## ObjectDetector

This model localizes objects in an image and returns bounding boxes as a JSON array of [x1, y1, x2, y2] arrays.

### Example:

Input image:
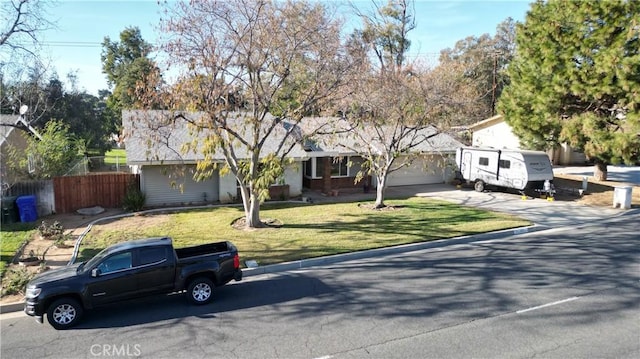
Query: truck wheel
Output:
[[46, 298, 83, 330], [187, 277, 214, 305], [474, 180, 485, 192]]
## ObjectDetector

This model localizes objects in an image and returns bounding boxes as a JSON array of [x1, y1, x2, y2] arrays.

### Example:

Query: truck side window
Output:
[[97, 251, 132, 274], [139, 247, 167, 266], [479, 157, 489, 166], [499, 159, 511, 169]]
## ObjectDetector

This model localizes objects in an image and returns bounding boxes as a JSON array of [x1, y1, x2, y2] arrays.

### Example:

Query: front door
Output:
[[462, 151, 473, 180]]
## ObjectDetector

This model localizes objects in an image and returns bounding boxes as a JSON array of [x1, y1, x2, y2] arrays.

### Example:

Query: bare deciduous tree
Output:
[[1, 0, 52, 60], [1, 0, 54, 123], [335, 0, 476, 208], [135, 0, 352, 228]]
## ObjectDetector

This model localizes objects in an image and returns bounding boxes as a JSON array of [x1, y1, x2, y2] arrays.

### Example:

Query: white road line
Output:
[[517, 296, 580, 314], [312, 356, 333, 359]]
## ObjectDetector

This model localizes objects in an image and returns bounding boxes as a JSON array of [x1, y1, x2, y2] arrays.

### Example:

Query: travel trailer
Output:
[[455, 147, 554, 193]]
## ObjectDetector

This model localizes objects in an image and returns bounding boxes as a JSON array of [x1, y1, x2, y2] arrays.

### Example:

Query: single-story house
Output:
[[1, 114, 42, 187], [469, 115, 587, 165], [123, 110, 463, 207], [123, 110, 306, 207]]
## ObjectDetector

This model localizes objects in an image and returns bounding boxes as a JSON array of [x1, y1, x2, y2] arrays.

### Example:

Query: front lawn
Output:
[[0, 222, 37, 276], [80, 198, 530, 266]]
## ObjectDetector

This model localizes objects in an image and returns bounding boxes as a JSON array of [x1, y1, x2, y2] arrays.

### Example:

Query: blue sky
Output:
[[39, 0, 532, 96]]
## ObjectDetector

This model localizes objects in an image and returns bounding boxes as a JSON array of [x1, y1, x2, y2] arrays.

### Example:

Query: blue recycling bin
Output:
[[16, 195, 38, 222]]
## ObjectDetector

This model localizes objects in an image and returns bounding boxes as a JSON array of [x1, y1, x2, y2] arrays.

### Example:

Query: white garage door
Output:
[[387, 156, 445, 186], [141, 165, 219, 207]]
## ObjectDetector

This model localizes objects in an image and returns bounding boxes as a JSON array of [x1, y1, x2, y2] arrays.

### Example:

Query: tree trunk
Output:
[[239, 185, 263, 228], [374, 175, 386, 209], [246, 193, 262, 228], [593, 162, 608, 181]]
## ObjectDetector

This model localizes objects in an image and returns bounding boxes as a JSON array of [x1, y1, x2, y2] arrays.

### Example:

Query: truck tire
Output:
[[187, 277, 214, 305], [46, 298, 83, 330], [474, 180, 485, 192]]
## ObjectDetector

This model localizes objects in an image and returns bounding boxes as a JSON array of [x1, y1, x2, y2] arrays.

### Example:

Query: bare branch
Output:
[[0, 0, 54, 60]]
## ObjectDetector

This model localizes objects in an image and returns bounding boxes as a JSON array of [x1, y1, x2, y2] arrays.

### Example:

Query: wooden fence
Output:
[[54, 173, 139, 214]]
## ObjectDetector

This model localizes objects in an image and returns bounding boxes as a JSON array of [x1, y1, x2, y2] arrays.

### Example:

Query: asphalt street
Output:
[[1, 212, 638, 359]]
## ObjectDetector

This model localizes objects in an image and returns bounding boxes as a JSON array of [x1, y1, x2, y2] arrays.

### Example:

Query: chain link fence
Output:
[[65, 156, 130, 176]]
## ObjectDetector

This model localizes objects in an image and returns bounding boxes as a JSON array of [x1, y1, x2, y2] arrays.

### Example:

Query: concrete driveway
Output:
[[387, 184, 631, 229]]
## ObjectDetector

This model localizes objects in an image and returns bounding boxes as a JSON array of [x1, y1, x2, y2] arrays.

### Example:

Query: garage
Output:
[[386, 155, 448, 186], [141, 165, 219, 207]]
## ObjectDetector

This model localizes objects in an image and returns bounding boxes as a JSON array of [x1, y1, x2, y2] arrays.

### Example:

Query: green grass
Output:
[[0, 222, 37, 276], [80, 198, 530, 266], [104, 148, 126, 166]]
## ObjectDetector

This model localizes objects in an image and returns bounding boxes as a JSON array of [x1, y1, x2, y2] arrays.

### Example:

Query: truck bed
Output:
[[174, 242, 232, 260]]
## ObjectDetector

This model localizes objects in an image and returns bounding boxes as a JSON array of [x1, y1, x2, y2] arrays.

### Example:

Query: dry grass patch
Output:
[[553, 174, 640, 207]]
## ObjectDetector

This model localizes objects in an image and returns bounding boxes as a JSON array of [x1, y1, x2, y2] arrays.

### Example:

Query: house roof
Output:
[[123, 110, 310, 165], [467, 114, 504, 131], [298, 117, 463, 155], [123, 111, 464, 166]]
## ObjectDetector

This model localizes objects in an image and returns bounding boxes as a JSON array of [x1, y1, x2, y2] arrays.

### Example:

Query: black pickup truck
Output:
[[24, 237, 242, 329]]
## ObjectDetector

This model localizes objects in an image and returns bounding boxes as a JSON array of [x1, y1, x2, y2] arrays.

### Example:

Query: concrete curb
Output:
[[0, 301, 23, 314], [241, 224, 548, 277], [0, 224, 547, 314]]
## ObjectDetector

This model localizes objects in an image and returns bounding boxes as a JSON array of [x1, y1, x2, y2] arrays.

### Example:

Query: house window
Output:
[[479, 157, 489, 166], [499, 159, 511, 169], [305, 157, 351, 178], [27, 155, 36, 173], [315, 158, 324, 178], [331, 158, 348, 177], [304, 159, 312, 177]]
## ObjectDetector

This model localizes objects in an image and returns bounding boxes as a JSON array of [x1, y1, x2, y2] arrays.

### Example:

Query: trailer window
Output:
[[499, 159, 511, 169], [478, 157, 489, 166]]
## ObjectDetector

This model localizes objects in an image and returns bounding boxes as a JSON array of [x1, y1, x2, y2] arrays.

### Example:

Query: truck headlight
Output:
[[26, 287, 41, 298]]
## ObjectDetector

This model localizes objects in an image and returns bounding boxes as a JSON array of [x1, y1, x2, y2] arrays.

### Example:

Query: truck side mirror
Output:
[[91, 268, 101, 277]]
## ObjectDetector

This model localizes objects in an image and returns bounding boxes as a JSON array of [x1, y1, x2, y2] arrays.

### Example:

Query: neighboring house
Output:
[[468, 115, 587, 165], [0, 114, 42, 187], [123, 110, 463, 207]]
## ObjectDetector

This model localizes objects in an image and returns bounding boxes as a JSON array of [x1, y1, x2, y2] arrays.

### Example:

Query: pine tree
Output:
[[498, 0, 640, 180]]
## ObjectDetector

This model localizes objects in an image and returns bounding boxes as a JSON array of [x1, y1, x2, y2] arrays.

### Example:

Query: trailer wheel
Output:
[[474, 180, 485, 192]]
